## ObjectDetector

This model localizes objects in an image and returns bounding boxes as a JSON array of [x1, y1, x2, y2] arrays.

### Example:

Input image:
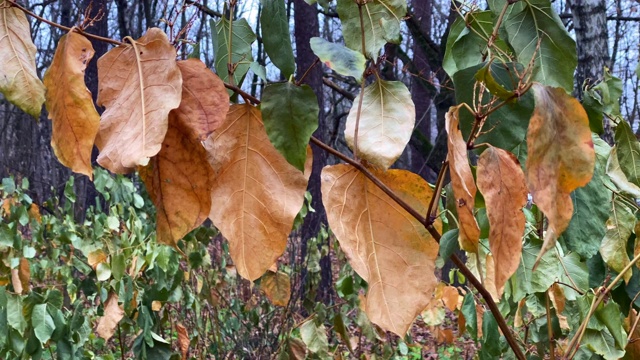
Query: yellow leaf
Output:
[[176, 323, 189, 360], [260, 270, 291, 307], [174, 59, 229, 140], [139, 114, 214, 247], [43, 32, 100, 178], [96, 292, 124, 340], [205, 104, 310, 281], [446, 105, 480, 253], [526, 84, 595, 266], [151, 300, 162, 311], [87, 249, 107, 270], [95, 28, 182, 173], [0, 3, 45, 117], [28, 203, 41, 223], [477, 146, 527, 298], [321, 164, 440, 336], [10, 258, 28, 294]]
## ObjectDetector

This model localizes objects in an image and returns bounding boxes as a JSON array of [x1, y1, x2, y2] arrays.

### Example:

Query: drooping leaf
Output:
[[173, 59, 229, 141], [260, 270, 291, 307], [460, 292, 477, 340], [43, 32, 100, 178], [260, 0, 295, 77], [261, 82, 319, 171], [96, 292, 124, 340], [477, 146, 527, 298], [321, 164, 440, 336], [593, 69, 623, 117], [345, 79, 415, 170], [205, 105, 310, 281], [310, 37, 366, 81], [445, 105, 480, 253], [31, 303, 55, 345], [443, 11, 511, 78], [300, 320, 328, 354], [624, 310, 640, 359], [525, 84, 595, 266], [607, 146, 640, 198], [176, 323, 189, 360], [600, 198, 635, 284], [559, 252, 589, 301], [488, 0, 577, 91], [512, 239, 562, 302], [7, 293, 27, 336], [0, 3, 45, 117], [594, 301, 628, 350], [615, 120, 640, 187], [453, 62, 535, 161], [336, 0, 405, 58], [95, 28, 182, 173], [211, 17, 256, 86], [139, 114, 214, 247], [564, 135, 612, 258], [583, 329, 626, 360]]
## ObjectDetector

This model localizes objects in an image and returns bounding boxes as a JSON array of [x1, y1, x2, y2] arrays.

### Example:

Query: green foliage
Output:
[[310, 37, 366, 81], [210, 17, 256, 86], [260, 0, 296, 77]]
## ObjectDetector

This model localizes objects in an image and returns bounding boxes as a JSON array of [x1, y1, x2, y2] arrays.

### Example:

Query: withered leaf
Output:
[[43, 32, 100, 178], [0, 4, 45, 118], [96, 292, 124, 340], [526, 84, 595, 266], [96, 28, 182, 173], [175, 59, 229, 140], [176, 323, 189, 360], [139, 113, 214, 247], [260, 270, 291, 307], [477, 146, 527, 298], [446, 105, 480, 253], [205, 104, 310, 281], [322, 164, 440, 336]]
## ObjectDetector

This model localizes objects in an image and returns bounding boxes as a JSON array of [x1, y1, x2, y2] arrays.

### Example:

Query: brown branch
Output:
[[185, 0, 223, 18], [322, 78, 355, 101], [7, 0, 122, 46]]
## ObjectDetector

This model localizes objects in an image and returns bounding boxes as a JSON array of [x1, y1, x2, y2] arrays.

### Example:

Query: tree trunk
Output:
[[293, 0, 333, 304]]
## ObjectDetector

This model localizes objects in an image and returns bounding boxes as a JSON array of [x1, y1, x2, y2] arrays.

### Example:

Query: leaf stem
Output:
[[353, 2, 368, 161], [546, 290, 556, 360], [295, 58, 320, 86], [226, 0, 235, 86]]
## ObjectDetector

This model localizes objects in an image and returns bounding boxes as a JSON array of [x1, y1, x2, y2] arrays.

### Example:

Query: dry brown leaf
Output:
[[205, 104, 310, 281], [95, 28, 182, 173], [624, 309, 640, 359], [11, 258, 29, 294], [139, 113, 214, 247], [0, 4, 45, 118], [43, 31, 100, 178], [28, 203, 41, 223], [445, 105, 480, 253], [477, 146, 527, 298], [635, 221, 640, 270], [1, 197, 15, 217], [441, 286, 459, 312], [288, 337, 307, 359], [87, 249, 107, 269], [176, 323, 189, 360], [484, 254, 499, 301], [322, 164, 440, 336], [96, 292, 124, 340], [526, 84, 595, 266], [151, 300, 162, 311], [514, 298, 526, 328], [261, 270, 291, 307], [549, 283, 570, 331], [174, 59, 229, 140]]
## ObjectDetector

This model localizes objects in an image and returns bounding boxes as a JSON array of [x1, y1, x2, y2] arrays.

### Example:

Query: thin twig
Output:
[[296, 58, 320, 86]]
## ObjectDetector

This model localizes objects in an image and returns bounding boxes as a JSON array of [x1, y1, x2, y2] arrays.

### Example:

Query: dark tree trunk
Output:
[[293, 0, 333, 304]]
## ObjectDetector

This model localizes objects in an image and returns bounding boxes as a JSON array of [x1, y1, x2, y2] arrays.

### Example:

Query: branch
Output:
[[185, 0, 223, 18], [559, 13, 640, 22], [322, 78, 355, 101]]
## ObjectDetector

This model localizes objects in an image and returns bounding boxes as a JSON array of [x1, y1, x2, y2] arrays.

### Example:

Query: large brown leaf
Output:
[[139, 113, 214, 247], [446, 105, 480, 253], [95, 28, 182, 173], [477, 146, 527, 299], [526, 84, 594, 265], [43, 32, 100, 178], [321, 164, 440, 336], [96, 292, 124, 340], [175, 59, 229, 140], [0, 3, 45, 118], [205, 104, 310, 281]]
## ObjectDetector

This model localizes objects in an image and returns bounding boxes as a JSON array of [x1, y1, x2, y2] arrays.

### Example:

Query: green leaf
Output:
[[345, 79, 415, 170], [439, 229, 460, 261], [333, 313, 353, 353], [480, 311, 501, 356], [563, 135, 611, 258], [32, 304, 55, 345], [600, 198, 635, 283], [300, 320, 328, 354], [475, 62, 515, 100], [461, 292, 477, 340], [453, 62, 534, 158], [594, 301, 628, 350], [260, 0, 295, 77], [111, 252, 126, 281], [443, 11, 511, 78], [211, 17, 256, 86], [582, 90, 605, 134], [96, 262, 111, 282], [615, 120, 640, 187], [7, 294, 26, 336], [249, 61, 267, 81], [488, 0, 576, 91], [582, 329, 626, 360], [607, 146, 640, 198], [558, 252, 588, 301], [310, 37, 366, 81], [261, 82, 318, 171], [512, 239, 561, 302], [593, 69, 623, 116], [336, 0, 406, 58]]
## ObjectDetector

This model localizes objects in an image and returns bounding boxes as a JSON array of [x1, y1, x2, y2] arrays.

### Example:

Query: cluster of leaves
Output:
[[2, 0, 640, 358]]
